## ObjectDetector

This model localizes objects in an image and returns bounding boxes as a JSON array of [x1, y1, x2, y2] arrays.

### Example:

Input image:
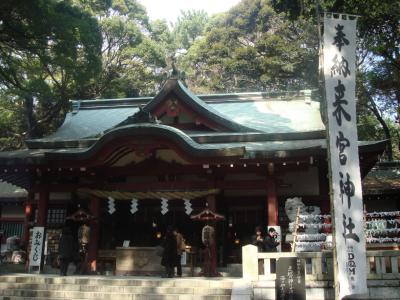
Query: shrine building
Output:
[[0, 79, 386, 269]]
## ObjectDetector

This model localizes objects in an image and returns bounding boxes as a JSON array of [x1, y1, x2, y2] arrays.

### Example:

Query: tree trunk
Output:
[[368, 98, 393, 161], [24, 95, 37, 139]]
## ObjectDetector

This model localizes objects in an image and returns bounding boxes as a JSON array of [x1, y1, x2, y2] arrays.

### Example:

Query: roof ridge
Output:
[[70, 88, 319, 110]]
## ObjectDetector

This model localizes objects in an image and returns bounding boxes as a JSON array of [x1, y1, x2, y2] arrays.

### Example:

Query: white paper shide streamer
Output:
[[107, 196, 116, 215], [130, 198, 138, 214], [183, 198, 193, 215], [323, 14, 367, 299], [160, 197, 169, 215]]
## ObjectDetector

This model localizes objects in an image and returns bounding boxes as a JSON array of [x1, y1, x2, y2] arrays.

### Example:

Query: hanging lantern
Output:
[[25, 204, 32, 215]]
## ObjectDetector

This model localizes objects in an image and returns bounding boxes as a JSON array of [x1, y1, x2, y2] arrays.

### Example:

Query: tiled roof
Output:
[[0, 181, 27, 198], [363, 161, 400, 194], [41, 94, 323, 141]]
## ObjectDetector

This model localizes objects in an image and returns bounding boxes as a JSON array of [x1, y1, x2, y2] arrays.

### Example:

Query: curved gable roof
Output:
[[141, 79, 255, 132], [30, 80, 325, 143]]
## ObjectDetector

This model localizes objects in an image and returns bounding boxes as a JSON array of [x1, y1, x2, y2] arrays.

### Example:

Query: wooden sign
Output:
[[29, 227, 45, 267], [276, 257, 306, 300]]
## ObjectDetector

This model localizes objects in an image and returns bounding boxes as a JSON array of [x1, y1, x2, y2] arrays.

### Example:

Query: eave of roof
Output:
[[44, 124, 246, 161], [25, 130, 326, 150], [0, 138, 387, 166]]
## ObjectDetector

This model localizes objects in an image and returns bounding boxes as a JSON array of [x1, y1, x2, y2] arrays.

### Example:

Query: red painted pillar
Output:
[[87, 197, 101, 273], [36, 190, 49, 226], [267, 177, 278, 226], [206, 194, 216, 211], [318, 162, 330, 214], [23, 192, 34, 246]]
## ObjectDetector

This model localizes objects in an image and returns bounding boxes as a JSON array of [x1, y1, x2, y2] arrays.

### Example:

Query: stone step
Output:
[[0, 275, 239, 300], [0, 282, 231, 295], [0, 289, 232, 300], [0, 296, 231, 300], [0, 276, 234, 288]]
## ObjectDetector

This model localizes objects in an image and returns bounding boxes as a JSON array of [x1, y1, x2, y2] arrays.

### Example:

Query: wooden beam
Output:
[[31, 179, 270, 193]]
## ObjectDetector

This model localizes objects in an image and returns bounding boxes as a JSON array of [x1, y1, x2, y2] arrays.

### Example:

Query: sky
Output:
[[137, 0, 241, 24]]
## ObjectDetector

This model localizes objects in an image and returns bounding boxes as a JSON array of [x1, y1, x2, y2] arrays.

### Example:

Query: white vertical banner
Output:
[[29, 227, 45, 267], [323, 14, 367, 299]]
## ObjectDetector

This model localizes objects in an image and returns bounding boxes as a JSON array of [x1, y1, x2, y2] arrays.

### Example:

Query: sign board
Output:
[[276, 257, 306, 300], [29, 227, 45, 267], [323, 13, 367, 298]]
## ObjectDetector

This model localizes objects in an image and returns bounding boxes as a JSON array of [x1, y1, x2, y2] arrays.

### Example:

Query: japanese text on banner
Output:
[[323, 14, 367, 299]]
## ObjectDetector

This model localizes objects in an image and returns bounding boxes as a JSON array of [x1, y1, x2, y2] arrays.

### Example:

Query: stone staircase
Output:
[[0, 274, 251, 300]]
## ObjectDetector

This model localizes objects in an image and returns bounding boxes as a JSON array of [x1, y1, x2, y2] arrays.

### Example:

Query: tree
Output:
[[0, 0, 102, 146], [75, 0, 172, 98], [173, 10, 209, 51], [272, 0, 400, 160], [179, 0, 319, 93]]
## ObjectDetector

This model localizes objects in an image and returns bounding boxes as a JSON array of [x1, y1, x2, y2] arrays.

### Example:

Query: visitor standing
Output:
[[174, 227, 186, 277], [251, 226, 265, 252], [264, 227, 280, 273], [58, 226, 79, 276], [161, 226, 177, 278], [264, 228, 279, 252], [252, 226, 266, 274]]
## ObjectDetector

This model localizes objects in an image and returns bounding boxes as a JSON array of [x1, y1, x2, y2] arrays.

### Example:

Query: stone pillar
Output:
[[267, 177, 278, 226], [242, 244, 259, 280], [87, 197, 101, 273], [36, 190, 49, 226]]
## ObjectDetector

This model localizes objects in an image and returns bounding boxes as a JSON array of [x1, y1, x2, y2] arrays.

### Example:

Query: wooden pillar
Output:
[[206, 194, 216, 211], [23, 192, 34, 246], [205, 194, 219, 276], [36, 190, 49, 226], [267, 177, 278, 226], [87, 197, 101, 273], [318, 161, 330, 214]]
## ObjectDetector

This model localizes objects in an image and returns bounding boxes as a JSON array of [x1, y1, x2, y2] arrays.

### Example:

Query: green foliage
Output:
[[341, 0, 399, 160], [271, 0, 399, 160], [173, 10, 209, 51], [179, 0, 319, 92], [0, 0, 102, 145], [77, 0, 169, 98]]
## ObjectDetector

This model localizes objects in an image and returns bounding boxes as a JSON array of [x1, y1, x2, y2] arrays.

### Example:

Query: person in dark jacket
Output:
[[264, 228, 280, 252], [58, 226, 79, 276], [161, 226, 178, 278], [264, 228, 280, 273], [251, 226, 265, 252], [251, 226, 265, 274]]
